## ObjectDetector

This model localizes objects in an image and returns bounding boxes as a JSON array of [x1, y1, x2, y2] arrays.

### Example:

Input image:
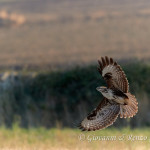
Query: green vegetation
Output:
[[0, 62, 149, 128]]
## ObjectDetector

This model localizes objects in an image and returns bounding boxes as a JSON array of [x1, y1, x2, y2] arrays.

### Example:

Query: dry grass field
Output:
[[0, 126, 150, 150], [0, 0, 149, 70]]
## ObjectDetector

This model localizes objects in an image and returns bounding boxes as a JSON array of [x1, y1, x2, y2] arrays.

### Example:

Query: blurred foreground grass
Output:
[[0, 125, 150, 150]]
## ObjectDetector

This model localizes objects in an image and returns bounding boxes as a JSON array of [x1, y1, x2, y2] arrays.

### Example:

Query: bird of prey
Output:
[[79, 56, 138, 131]]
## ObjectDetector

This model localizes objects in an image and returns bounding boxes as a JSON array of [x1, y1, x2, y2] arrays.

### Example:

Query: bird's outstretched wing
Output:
[[97, 56, 129, 93], [79, 98, 120, 131]]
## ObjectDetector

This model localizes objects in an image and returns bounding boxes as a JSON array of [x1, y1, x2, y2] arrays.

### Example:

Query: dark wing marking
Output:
[[113, 89, 128, 99], [97, 56, 129, 93], [79, 98, 120, 131]]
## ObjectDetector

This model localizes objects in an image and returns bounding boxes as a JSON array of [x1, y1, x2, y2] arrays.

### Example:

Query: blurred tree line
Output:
[[0, 62, 149, 129]]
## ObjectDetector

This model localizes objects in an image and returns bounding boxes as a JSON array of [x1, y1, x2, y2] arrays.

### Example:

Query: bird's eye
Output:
[[104, 89, 107, 93]]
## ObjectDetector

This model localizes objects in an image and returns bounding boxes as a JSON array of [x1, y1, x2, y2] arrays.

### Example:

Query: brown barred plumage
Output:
[[79, 56, 138, 131], [97, 56, 129, 93]]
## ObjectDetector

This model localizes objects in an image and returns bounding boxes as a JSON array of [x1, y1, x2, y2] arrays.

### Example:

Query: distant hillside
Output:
[[1, 0, 150, 14], [0, 0, 149, 69]]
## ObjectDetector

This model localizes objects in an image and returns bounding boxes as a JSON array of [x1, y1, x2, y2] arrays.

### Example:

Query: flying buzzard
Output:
[[79, 56, 138, 131]]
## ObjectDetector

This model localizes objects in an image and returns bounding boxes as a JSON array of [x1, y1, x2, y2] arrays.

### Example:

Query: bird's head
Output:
[[96, 86, 108, 93]]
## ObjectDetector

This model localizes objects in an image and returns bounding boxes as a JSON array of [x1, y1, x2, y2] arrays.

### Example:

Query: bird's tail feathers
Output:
[[120, 93, 138, 118]]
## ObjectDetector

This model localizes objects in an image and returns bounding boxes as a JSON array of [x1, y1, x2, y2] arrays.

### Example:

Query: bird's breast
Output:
[[101, 90, 127, 105], [101, 90, 114, 100]]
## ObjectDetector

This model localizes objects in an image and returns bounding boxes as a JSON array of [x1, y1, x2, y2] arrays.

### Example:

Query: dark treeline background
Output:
[[0, 61, 149, 129]]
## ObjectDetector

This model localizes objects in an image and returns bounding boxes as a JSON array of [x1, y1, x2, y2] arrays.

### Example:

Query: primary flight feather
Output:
[[79, 56, 138, 131]]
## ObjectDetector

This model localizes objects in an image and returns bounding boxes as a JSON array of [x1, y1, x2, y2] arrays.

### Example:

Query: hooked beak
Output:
[[96, 86, 107, 92], [96, 87, 102, 92]]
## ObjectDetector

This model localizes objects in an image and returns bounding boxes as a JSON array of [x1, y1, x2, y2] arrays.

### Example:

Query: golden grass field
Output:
[[0, 125, 150, 150]]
